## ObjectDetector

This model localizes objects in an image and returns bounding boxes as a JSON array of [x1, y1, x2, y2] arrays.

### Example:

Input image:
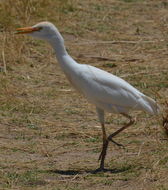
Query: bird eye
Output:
[[37, 27, 42, 31]]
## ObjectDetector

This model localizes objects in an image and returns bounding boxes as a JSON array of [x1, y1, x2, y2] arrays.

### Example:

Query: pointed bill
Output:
[[15, 26, 41, 34]]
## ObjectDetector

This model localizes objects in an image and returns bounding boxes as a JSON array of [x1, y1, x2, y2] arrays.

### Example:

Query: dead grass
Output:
[[0, 0, 168, 189]]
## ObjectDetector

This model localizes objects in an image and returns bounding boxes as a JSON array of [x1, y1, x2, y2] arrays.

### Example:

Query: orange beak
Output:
[[15, 26, 41, 34]]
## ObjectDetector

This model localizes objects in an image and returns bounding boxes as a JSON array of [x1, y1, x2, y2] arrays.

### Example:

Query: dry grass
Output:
[[0, 0, 168, 189]]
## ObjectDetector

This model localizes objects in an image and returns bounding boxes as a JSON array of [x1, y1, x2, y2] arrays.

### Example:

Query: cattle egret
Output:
[[16, 22, 160, 172]]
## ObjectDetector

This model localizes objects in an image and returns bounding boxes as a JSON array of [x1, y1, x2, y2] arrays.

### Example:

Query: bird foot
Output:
[[93, 167, 107, 173], [98, 139, 125, 162], [108, 138, 125, 149]]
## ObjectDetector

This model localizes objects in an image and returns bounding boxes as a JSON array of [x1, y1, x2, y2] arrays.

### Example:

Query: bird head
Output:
[[15, 22, 58, 41]]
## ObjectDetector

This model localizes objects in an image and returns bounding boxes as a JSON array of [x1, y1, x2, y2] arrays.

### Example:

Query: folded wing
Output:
[[78, 65, 159, 115]]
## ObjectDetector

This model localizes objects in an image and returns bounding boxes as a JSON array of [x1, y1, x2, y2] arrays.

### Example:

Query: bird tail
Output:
[[138, 95, 161, 115]]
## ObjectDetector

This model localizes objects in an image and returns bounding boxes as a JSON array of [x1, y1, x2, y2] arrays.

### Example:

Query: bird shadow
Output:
[[47, 167, 129, 175]]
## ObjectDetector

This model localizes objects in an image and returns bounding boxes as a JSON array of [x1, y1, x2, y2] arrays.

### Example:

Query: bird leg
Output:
[[97, 123, 109, 171], [97, 114, 135, 172], [107, 114, 135, 143], [95, 108, 109, 171], [109, 138, 125, 148]]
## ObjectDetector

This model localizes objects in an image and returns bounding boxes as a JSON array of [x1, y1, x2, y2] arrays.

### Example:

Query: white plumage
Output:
[[16, 22, 160, 171], [67, 63, 158, 114]]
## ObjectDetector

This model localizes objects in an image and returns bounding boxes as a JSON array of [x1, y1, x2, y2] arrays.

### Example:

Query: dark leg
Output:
[[109, 138, 125, 148], [96, 108, 107, 171], [107, 114, 135, 142], [96, 113, 135, 172], [94, 123, 108, 172], [98, 123, 108, 170]]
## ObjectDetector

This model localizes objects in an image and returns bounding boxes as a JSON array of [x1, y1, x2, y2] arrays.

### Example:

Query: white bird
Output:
[[16, 22, 160, 172]]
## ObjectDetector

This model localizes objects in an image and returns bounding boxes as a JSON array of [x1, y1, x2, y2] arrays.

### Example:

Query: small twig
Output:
[[137, 142, 145, 156], [56, 89, 73, 92], [121, 71, 163, 78], [1, 33, 7, 74], [71, 174, 79, 181], [2, 50, 7, 74], [78, 54, 117, 62], [77, 40, 158, 45], [78, 54, 141, 62]]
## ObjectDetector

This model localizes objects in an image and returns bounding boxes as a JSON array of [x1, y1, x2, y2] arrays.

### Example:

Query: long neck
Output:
[[49, 35, 68, 59], [47, 31, 78, 76]]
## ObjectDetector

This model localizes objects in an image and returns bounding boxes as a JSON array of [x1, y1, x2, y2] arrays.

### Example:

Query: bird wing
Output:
[[77, 64, 144, 111]]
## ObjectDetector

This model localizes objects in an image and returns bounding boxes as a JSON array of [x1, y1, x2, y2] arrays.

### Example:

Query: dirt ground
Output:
[[0, 0, 168, 189]]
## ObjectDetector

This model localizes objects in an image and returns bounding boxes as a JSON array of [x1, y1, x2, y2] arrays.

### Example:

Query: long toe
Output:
[[108, 138, 125, 149], [93, 167, 106, 173]]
